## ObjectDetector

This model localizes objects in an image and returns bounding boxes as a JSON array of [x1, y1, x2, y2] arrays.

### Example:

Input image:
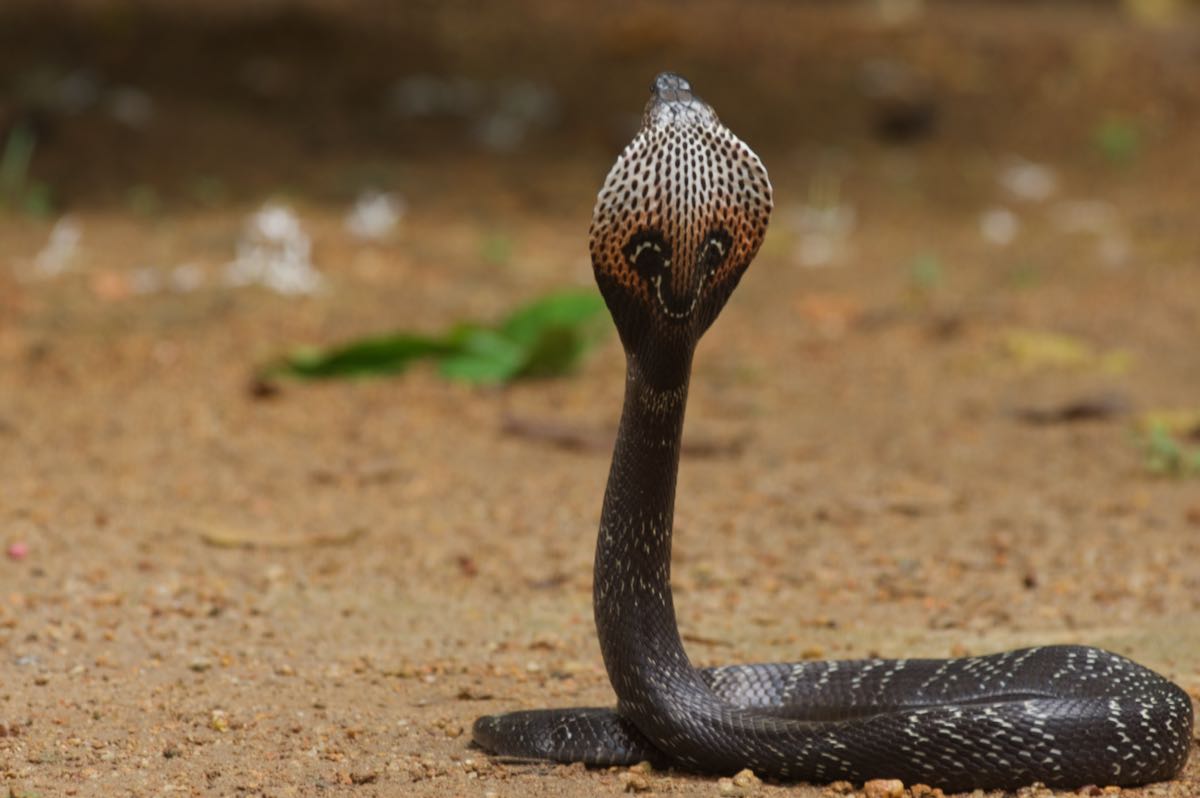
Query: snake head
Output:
[[590, 72, 772, 382]]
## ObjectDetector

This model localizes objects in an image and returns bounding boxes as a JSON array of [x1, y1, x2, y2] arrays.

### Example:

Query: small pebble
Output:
[[910, 785, 946, 798], [6, 541, 29, 560], [620, 771, 651, 792], [717, 771, 763, 796], [864, 779, 906, 798], [1014, 783, 1054, 797], [732, 768, 761, 790]]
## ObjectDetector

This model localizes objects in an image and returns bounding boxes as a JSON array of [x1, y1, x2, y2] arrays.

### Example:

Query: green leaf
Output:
[[517, 325, 591, 378], [480, 232, 513, 266], [271, 333, 451, 379], [260, 289, 611, 386], [1094, 117, 1141, 165], [438, 327, 527, 383], [21, 181, 55, 218], [0, 121, 36, 199], [909, 252, 943, 292], [1139, 423, 1200, 478], [501, 290, 609, 378], [499, 290, 608, 346]]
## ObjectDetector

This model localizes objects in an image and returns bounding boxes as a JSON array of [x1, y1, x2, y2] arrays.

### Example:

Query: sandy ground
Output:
[[1, 2, 1199, 796]]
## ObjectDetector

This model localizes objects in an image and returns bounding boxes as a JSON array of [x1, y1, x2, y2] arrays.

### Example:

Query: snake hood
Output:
[[590, 72, 773, 387]]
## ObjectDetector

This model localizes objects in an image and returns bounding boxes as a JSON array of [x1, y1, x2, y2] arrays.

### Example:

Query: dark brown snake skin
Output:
[[472, 72, 1194, 792]]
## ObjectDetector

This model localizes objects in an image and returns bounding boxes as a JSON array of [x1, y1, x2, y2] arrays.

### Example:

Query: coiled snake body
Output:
[[473, 73, 1194, 791]]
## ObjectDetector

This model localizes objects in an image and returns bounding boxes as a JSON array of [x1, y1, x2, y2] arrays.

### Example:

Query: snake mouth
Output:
[[652, 273, 706, 321]]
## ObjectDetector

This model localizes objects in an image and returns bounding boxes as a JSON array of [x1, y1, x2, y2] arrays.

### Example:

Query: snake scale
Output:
[[473, 72, 1194, 792]]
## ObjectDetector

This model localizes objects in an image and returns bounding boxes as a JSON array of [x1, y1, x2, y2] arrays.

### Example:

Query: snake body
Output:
[[473, 73, 1194, 791]]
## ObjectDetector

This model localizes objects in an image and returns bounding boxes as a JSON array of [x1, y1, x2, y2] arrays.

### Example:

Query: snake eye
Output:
[[697, 229, 733, 278], [622, 229, 672, 283]]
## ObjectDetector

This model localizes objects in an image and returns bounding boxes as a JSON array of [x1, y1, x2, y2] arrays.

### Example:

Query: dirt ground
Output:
[[1, 2, 1199, 797]]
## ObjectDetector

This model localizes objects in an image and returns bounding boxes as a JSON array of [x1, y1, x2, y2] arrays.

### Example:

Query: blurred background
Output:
[[2, 0, 1199, 299], [2, 1, 1199, 327], [1, 2, 1198, 795]]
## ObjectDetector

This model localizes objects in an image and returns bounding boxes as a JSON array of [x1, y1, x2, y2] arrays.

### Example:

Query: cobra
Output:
[[473, 72, 1193, 791]]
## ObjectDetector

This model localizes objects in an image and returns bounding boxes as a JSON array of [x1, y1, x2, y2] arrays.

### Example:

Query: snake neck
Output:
[[594, 352, 704, 718]]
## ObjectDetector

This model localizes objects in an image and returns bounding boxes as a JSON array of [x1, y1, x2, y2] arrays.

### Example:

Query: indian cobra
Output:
[[473, 72, 1194, 792]]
